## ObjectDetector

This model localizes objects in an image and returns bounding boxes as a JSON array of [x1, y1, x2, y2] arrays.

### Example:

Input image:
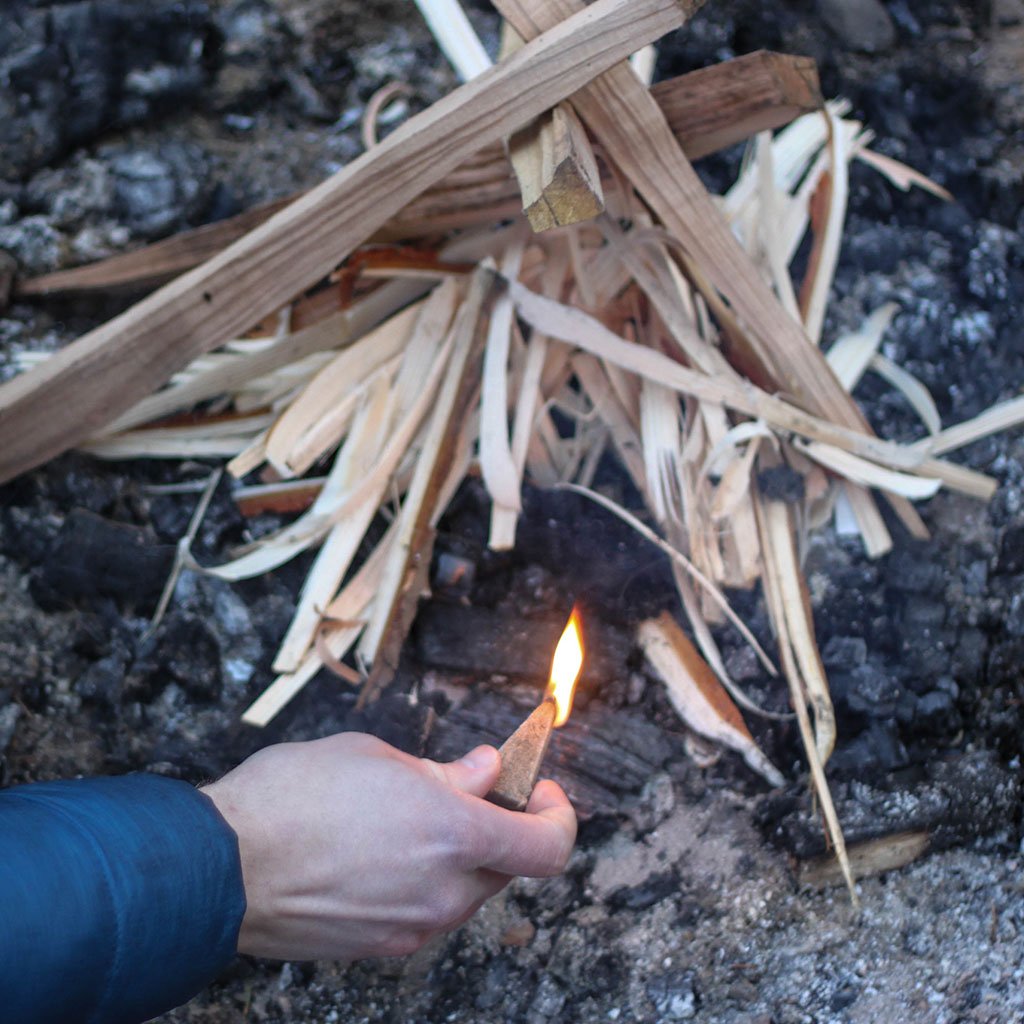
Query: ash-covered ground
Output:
[[1, 1, 1023, 1022]]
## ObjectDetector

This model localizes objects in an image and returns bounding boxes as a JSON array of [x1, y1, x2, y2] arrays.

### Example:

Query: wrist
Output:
[[201, 779, 267, 957]]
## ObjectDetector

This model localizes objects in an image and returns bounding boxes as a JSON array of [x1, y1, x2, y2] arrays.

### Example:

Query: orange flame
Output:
[[545, 608, 584, 727]]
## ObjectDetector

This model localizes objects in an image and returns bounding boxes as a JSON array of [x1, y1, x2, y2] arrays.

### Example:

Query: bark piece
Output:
[[638, 611, 784, 786], [797, 831, 929, 888]]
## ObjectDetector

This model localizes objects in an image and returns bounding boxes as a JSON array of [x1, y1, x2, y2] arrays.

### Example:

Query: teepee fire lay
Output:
[[5, 0, 1024, 895]]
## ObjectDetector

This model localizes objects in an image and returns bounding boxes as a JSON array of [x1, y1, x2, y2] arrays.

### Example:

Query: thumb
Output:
[[427, 745, 501, 797]]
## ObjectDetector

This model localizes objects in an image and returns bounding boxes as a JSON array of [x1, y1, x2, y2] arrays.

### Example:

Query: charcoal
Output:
[[0, 1, 215, 181], [516, 873, 579, 925], [829, 721, 909, 775], [821, 635, 868, 669], [758, 750, 1022, 859], [841, 663, 904, 718], [915, 688, 960, 732], [607, 870, 679, 912], [885, 547, 944, 593], [755, 465, 804, 503], [209, 2, 290, 112], [645, 970, 698, 1021], [966, 222, 1021, 304], [830, 982, 860, 1012], [74, 652, 127, 707], [997, 523, 1024, 574], [951, 627, 988, 684], [0, 250, 14, 309], [0, 704, 21, 756], [526, 975, 566, 1022], [109, 144, 211, 239], [901, 595, 947, 630], [818, 0, 895, 53], [160, 617, 223, 703], [1004, 589, 1024, 637], [31, 510, 175, 611], [0, 216, 62, 276]]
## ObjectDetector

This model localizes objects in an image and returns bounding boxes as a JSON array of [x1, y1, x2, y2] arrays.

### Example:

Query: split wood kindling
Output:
[[5, 0, 1024, 894], [13, 51, 823, 301], [0, 0, 694, 483]]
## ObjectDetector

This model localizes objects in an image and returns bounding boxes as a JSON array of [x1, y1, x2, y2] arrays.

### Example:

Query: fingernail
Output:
[[463, 746, 498, 771]]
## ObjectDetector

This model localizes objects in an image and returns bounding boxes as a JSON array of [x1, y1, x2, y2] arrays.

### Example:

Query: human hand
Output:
[[202, 732, 576, 962]]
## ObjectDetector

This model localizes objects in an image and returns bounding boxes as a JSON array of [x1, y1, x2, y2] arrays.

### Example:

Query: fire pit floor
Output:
[[1, 1, 1022, 1022]]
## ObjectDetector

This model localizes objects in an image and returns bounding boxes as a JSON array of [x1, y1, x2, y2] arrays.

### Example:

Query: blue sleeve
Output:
[[0, 774, 246, 1024]]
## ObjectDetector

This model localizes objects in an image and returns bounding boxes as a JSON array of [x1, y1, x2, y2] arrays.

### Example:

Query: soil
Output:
[[1, 2, 1023, 1022]]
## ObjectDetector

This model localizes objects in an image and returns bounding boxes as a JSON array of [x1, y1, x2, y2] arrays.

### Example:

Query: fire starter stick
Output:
[[486, 697, 557, 811], [485, 608, 583, 812]]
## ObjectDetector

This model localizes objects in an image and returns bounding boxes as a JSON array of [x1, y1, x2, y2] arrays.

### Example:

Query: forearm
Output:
[[0, 774, 245, 1024]]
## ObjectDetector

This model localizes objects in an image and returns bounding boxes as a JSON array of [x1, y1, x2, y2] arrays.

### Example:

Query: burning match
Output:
[[486, 608, 584, 811]]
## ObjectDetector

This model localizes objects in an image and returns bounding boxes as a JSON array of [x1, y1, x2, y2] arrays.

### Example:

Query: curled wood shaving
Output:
[[638, 612, 785, 786], [363, 82, 413, 151]]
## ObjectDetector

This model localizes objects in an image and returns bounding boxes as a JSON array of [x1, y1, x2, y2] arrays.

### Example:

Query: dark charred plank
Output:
[[413, 601, 631, 689], [757, 750, 1022, 882], [31, 509, 175, 611], [428, 690, 681, 818]]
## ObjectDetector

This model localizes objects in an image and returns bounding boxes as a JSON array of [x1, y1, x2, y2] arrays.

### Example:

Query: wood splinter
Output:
[[509, 105, 604, 231], [486, 698, 556, 811], [503, 25, 604, 232]]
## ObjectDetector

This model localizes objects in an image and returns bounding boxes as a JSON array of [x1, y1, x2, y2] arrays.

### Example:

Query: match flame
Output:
[[545, 608, 584, 727]]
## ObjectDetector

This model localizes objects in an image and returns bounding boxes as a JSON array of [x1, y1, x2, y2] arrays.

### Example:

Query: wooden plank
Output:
[[13, 52, 821, 300], [0, 0, 695, 484], [650, 50, 822, 162], [428, 690, 680, 820], [413, 602, 630, 688]]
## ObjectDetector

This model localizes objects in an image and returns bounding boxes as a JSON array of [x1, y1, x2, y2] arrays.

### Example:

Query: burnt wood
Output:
[[31, 509, 175, 610], [413, 602, 631, 688], [428, 690, 681, 818], [757, 750, 1022, 863]]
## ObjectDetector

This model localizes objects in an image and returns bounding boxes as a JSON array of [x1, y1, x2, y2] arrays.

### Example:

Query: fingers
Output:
[[422, 745, 501, 798], [470, 779, 577, 878]]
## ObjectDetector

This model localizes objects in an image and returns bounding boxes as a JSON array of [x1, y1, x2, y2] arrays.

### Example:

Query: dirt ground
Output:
[[1, 1, 1023, 1022]]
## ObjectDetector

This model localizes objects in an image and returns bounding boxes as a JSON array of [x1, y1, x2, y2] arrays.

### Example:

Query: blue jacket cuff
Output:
[[0, 773, 246, 1024]]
